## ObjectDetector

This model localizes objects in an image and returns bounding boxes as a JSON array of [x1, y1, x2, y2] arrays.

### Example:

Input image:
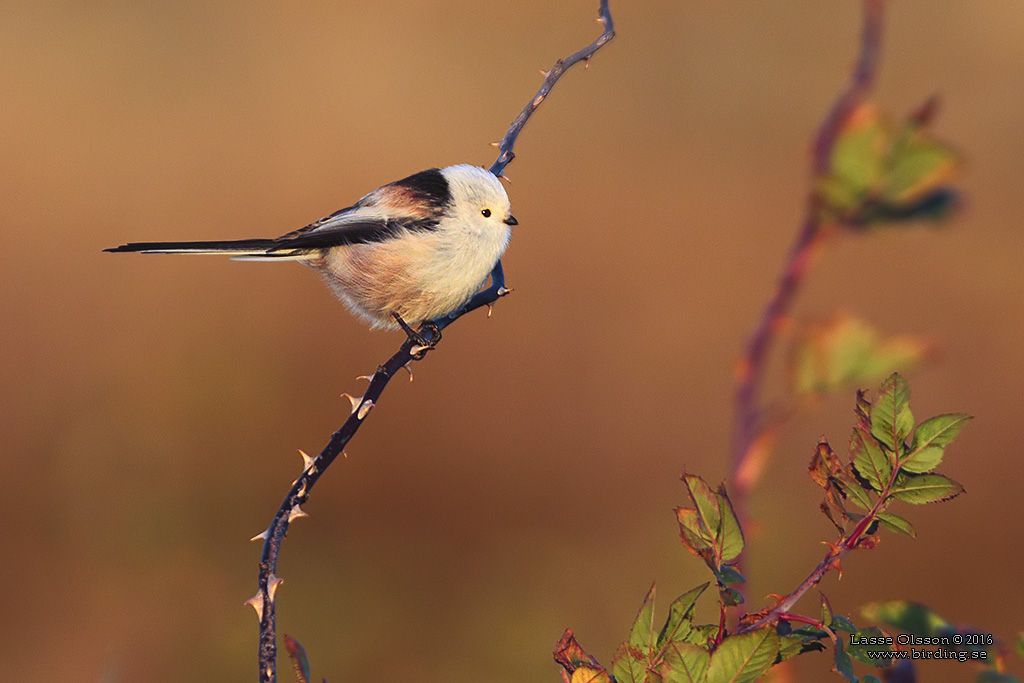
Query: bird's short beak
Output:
[[504, 215, 519, 226]]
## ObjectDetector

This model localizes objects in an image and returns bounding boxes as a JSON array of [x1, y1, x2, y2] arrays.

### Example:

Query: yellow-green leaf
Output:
[[705, 628, 779, 683], [890, 473, 964, 504], [662, 643, 710, 683], [792, 316, 928, 397], [876, 512, 916, 538], [903, 413, 971, 473], [871, 373, 915, 451], [850, 426, 891, 492]]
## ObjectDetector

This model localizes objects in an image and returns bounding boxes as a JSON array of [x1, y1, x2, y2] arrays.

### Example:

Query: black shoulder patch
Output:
[[393, 168, 451, 209]]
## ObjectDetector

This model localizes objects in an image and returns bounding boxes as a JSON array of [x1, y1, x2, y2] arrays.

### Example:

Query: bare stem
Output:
[[729, 0, 885, 523], [489, 0, 615, 177], [254, 3, 616, 680]]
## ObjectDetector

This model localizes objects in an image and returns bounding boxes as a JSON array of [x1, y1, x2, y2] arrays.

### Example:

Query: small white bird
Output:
[[107, 164, 516, 340]]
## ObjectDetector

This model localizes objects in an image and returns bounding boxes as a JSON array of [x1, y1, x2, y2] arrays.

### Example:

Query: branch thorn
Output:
[[250, 529, 269, 542], [342, 393, 362, 414], [288, 505, 308, 523], [267, 574, 283, 602], [357, 400, 374, 420], [298, 449, 314, 470], [246, 592, 265, 621]]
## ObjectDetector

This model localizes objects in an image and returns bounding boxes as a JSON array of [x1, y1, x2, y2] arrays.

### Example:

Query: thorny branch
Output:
[[252, 4, 615, 682], [730, 0, 885, 521]]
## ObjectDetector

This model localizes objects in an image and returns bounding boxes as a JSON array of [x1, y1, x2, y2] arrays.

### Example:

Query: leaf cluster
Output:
[[818, 101, 960, 227], [555, 374, 982, 683]]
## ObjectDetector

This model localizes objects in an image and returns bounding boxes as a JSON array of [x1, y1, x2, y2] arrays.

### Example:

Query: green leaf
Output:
[[776, 632, 826, 663], [831, 615, 857, 633], [1016, 632, 1024, 661], [850, 426, 892, 492], [847, 627, 893, 667], [720, 587, 745, 607], [871, 373, 915, 451], [657, 584, 710, 649], [661, 643, 710, 683], [678, 475, 744, 567], [677, 507, 715, 558], [890, 473, 965, 504], [842, 477, 874, 510], [611, 644, 652, 683], [715, 485, 744, 562], [861, 601, 951, 636], [833, 639, 857, 682], [612, 587, 659, 683], [903, 413, 971, 473], [705, 628, 778, 683], [885, 137, 959, 205], [819, 104, 888, 212], [718, 566, 745, 585], [792, 316, 928, 397], [876, 512, 916, 537], [629, 584, 657, 650], [862, 676, 883, 683]]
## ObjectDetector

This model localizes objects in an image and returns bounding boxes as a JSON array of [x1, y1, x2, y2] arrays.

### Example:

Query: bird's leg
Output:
[[391, 313, 440, 350]]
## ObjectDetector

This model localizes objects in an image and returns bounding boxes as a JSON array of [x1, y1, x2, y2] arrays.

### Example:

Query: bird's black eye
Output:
[[481, 208, 492, 218]]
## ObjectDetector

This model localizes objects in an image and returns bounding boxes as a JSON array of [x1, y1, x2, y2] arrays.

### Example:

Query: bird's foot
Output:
[[393, 314, 441, 357]]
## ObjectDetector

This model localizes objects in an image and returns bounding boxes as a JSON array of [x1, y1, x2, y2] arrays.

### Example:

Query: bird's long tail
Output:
[[104, 239, 308, 260]]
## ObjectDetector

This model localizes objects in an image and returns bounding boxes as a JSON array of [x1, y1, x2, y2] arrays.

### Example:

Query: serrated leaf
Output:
[[677, 507, 715, 564], [776, 633, 826, 663], [850, 426, 891, 492], [861, 601, 952, 636], [718, 566, 745, 585], [831, 615, 857, 633], [871, 373, 914, 451], [661, 643, 710, 683], [833, 639, 857, 682], [678, 475, 744, 567], [611, 643, 653, 683], [793, 316, 928, 397], [890, 473, 965, 504], [848, 627, 892, 667], [705, 628, 779, 683], [658, 584, 710, 649], [715, 485, 745, 562], [902, 413, 971, 473], [630, 584, 657, 650], [842, 477, 875, 510], [876, 512, 916, 538]]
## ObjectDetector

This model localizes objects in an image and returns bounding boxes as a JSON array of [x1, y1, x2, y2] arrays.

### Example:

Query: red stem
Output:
[[729, 0, 885, 527]]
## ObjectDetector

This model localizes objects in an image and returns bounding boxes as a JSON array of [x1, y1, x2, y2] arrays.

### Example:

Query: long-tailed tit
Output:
[[106, 164, 516, 341]]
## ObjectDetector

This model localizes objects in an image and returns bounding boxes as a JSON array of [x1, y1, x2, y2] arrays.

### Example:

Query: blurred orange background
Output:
[[2, 1, 1022, 681]]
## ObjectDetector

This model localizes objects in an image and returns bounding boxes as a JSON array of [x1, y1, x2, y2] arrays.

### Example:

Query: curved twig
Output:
[[490, 0, 615, 177], [730, 0, 884, 517], [252, 4, 615, 680]]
